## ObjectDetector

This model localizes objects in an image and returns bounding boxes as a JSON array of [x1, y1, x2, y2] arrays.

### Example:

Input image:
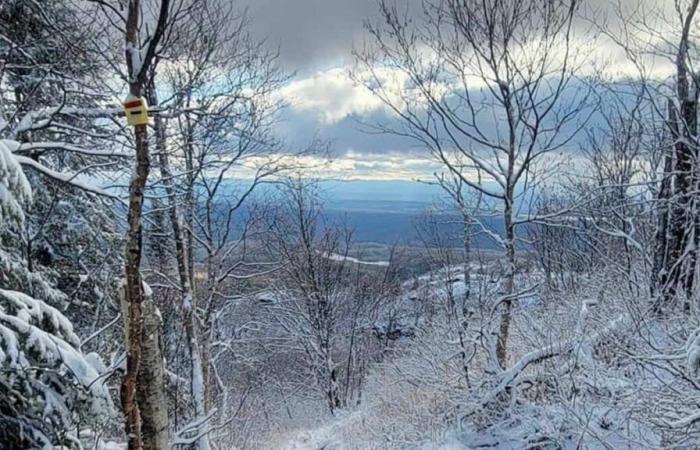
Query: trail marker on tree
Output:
[[123, 97, 149, 126]]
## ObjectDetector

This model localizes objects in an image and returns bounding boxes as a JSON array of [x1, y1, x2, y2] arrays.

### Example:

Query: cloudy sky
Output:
[[237, 0, 671, 181], [236, 0, 426, 180]]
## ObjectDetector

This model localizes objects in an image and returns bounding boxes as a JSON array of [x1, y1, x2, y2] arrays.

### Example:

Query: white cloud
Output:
[[278, 67, 413, 124], [278, 68, 380, 124], [220, 150, 494, 182]]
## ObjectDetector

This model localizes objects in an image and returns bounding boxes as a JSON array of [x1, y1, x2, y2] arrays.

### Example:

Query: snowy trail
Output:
[[273, 410, 470, 450], [273, 410, 370, 450], [278, 421, 343, 450]]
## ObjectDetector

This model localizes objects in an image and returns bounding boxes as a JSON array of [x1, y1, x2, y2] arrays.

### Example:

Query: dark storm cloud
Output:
[[240, 0, 422, 73], [240, 0, 661, 74], [277, 80, 601, 161]]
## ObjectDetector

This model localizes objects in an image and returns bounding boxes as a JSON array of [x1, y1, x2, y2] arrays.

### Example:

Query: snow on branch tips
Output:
[[1, 139, 118, 199], [0, 139, 32, 226]]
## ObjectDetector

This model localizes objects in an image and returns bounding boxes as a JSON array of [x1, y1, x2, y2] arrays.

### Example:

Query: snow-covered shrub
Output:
[[0, 288, 112, 448], [0, 139, 112, 448]]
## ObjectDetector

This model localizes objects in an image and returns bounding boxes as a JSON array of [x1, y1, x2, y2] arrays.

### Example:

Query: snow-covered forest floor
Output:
[[239, 262, 687, 449], [4, 0, 700, 448]]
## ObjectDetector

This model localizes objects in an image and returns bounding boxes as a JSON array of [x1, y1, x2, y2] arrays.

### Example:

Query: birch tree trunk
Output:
[[137, 291, 169, 450], [152, 101, 211, 450], [120, 1, 171, 448], [121, 120, 148, 450], [496, 197, 516, 368]]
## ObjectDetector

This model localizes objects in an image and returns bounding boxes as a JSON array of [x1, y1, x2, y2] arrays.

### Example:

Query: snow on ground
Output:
[[272, 410, 363, 450], [323, 252, 390, 267], [272, 411, 467, 450]]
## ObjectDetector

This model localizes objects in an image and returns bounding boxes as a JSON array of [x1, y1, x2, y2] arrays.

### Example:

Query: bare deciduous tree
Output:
[[355, 0, 595, 367]]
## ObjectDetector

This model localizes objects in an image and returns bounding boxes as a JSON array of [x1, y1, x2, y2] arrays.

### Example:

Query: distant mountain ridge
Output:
[[218, 179, 508, 247]]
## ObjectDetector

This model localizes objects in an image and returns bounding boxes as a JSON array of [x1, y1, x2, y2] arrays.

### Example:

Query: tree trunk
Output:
[[653, 0, 700, 308], [121, 122, 149, 450], [459, 212, 472, 384], [137, 291, 169, 450], [122, 122, 170, 450], [152, 102, 211, 450], [681, 92, 699, 300], [462, 211, 472, 303], [326, 355, 342, 414], [651, 132, 673, 306], [120, 1, 171, 448], [183, 111, 196, 289], [496, 198, 516, 369]]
